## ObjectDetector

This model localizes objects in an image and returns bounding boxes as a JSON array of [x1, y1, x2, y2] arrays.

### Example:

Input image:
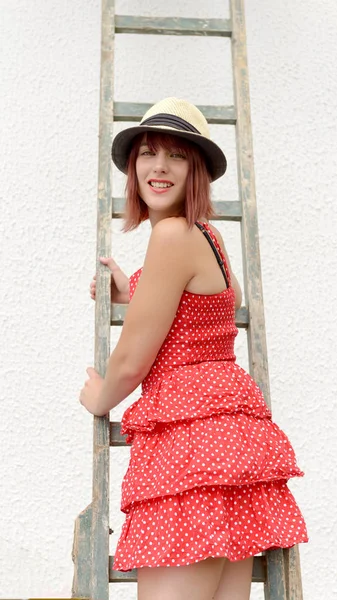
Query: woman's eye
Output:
[[171, 152, 186, 159], [140, 150, 154, 156]]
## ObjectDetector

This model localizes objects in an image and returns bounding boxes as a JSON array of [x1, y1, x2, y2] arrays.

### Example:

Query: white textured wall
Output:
[[1, 1, 336, 598]]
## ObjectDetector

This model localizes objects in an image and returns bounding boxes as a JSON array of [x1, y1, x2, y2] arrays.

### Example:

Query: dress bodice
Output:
[[128, 222, 238, 388]]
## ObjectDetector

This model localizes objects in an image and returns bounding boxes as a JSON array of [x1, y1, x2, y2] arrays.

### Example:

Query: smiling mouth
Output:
[[148, 181, 173, 189]]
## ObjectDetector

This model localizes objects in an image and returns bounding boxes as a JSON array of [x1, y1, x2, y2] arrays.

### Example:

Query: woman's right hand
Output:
[[90, 257, 130, 304]]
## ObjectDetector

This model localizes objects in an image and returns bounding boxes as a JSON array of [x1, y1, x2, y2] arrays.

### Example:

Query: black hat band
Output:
[[140, 113, 201, 135]]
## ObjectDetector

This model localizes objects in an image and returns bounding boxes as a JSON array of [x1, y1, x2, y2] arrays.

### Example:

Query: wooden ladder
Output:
[[71, 1, 304, 599]]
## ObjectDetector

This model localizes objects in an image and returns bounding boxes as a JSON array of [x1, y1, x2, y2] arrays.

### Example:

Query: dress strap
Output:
[[195, 222, 230, 288]]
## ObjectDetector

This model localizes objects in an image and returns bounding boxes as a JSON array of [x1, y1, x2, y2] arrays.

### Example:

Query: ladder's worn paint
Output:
[[72, 1, 114, 599], [230, 0, 270, 406], [115, 16, 232, 37], [72, 1, 304, 599], [113, 102, 236, 124]]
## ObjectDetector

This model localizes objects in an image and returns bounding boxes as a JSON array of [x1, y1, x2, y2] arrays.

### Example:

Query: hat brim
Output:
[[111, 125, 227, 182]]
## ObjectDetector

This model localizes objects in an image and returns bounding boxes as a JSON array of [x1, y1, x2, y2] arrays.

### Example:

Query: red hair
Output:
[[122, 132, 215, 231]]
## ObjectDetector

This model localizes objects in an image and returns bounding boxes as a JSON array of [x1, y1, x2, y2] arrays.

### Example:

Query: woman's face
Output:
[[135, 136, 189, 222]]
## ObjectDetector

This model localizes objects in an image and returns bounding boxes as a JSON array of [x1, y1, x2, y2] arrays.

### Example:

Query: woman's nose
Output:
[[153, 150, 169, 173]]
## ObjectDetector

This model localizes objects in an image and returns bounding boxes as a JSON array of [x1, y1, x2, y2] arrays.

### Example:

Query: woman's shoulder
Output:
[[152, 216, 190, 234], [149, 218, 232, 264], [150, 217, 194, 247], [150, 218, 228, 259]]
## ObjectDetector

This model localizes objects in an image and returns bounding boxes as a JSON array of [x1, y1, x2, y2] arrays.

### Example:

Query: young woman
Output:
[[80, 97, 308, 600]]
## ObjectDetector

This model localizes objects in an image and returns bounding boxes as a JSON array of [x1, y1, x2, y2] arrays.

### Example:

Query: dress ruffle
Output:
[[120, 363, 303, 514], [114, 481, 308, 570], [121, 361, 271, 441]]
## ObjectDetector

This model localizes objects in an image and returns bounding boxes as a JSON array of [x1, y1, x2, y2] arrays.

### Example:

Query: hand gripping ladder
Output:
[[71, 1, 304, 599]]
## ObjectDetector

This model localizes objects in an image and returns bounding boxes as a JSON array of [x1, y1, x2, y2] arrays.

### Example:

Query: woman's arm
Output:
[[90, 218, 196, 416]]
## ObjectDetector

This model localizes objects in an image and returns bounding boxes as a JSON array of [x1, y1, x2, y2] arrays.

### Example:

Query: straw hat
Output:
[[111, 97, 227, 181]]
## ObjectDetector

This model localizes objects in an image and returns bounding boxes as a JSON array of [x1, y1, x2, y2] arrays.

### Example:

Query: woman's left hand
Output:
[[79, 367, 104, 415]]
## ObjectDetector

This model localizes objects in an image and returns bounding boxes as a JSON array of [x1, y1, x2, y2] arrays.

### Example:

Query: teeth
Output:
[[150, 181, 173, 188]]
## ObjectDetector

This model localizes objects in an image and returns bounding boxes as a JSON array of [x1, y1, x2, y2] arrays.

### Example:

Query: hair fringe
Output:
[[122, 132, 215, 232]]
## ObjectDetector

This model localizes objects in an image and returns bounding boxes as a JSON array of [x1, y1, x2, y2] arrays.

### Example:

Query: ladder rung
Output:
[[112, 199, 241, 221], [114, 102, 236, 124], [111, 305, 249, 328], [110, 422, 131, 446], [109, 555, 266, 582], [115, 15, 232, 37]]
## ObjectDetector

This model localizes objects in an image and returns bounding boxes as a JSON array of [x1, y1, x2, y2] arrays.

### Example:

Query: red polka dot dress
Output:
[[113, 222, 308, 570]]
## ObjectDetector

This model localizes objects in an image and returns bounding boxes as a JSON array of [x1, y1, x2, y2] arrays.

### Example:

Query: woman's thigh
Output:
[[213, 557, 253, 600], [137, 557, 226, 600]]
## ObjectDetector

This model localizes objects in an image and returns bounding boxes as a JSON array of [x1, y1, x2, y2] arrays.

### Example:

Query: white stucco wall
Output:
[[1, 1, 336, 598]]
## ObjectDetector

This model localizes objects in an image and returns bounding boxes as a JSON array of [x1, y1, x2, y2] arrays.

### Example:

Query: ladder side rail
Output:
[[230, 2, 303, 599], [284, 546, 304, 600], [264, 549, 287, 600], [230, 2, 284, 597], [230, 0, 270, 406], [72, 1, 115, 599], [91, 0, 115, 596]]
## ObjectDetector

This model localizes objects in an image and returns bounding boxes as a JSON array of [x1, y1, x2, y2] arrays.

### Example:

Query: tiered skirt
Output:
[[113, 362, 308, 570]]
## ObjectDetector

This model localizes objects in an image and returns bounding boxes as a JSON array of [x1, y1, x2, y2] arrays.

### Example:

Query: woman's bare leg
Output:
[[137, 557, 226, 600], [213, 557, 253, 600]]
